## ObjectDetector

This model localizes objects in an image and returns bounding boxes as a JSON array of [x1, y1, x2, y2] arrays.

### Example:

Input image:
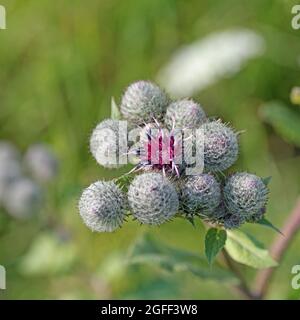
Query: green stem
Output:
[[254, 197, 300, 299]]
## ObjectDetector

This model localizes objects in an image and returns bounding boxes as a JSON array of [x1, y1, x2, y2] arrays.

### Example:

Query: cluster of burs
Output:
[[79, 81, 269, 233], [0, 142, 58, 219]]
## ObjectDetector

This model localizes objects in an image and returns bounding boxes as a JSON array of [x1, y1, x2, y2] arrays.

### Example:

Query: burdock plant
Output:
[[79, 80, 283, 300]]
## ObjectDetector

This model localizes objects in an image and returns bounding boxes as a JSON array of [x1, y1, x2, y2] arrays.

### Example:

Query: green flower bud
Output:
[[224, 172, 268, 218], [179, 173, 221, 216], [200, 120, 238, 172], [90, 119, 125, 169], [79, 181, 127, 232], [120, 81, 170, 124], [165, 99, 206, 129], [128, 172, 179, 225]]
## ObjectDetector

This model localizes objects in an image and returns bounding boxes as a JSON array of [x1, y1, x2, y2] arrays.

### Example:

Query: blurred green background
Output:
[[1, 0, 300, 299]]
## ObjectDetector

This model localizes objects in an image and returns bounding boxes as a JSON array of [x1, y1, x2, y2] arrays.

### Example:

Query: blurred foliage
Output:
[[0, 0, 300, 300], [290, 87, 300, 105], [260, 101, 300, 147], [128, 233, 237, 282], [19, 231, 77, 276]]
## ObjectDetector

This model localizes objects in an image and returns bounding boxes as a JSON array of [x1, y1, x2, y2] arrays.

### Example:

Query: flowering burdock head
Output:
[[200, 120, 238, 172], [90, 119, 124, 169], [223, 172, 268, 219], [79, 181, 127, 232], [179, 173, 221, 216], [134, 121, 184, 176], [24, 144, 59, 183], [3, 178, 43, 219], [128, 172, 179, 225], [164, 99, 207, 130], [120, 81, 170, 124]]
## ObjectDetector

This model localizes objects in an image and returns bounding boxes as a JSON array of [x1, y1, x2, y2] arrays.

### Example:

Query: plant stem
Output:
[[254, 197, 300, 299], [221, 248, 255, 300]]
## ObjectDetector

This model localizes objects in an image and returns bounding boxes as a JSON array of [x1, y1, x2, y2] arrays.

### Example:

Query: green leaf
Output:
[[205, 228, 227, 265], [257, 218, 283, 235], [127, 233, 237, 283], [262, 176, 272, 186], [111, 96, 121, 120], [225, 230, 278, 269], [260, 101, 300, 147]]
